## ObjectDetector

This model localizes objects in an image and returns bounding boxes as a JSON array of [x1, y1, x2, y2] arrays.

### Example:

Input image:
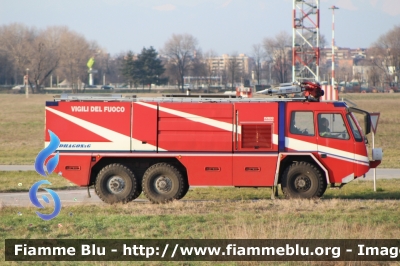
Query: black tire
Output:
[[175, 177, 189, 200], [94, 164, 141, 204], [142, 163, 186, 203], [316, 179, 328, 198], [281, 162, 326, 199]]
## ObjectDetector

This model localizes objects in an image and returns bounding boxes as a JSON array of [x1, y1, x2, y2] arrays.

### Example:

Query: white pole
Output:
[[329, 6, 339, 87], [373, 130, 376, 192], [89, 68, 93, 86], [332, 8, 335, 87], [292, 0, 296, 83], [25, 68, 29, 99]]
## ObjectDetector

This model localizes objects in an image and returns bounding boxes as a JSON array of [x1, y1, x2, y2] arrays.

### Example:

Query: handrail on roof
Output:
[[52, 93, 331, 103]]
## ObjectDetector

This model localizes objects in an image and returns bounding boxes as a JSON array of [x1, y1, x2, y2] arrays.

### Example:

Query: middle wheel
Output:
[[142, 162, 186, 203]]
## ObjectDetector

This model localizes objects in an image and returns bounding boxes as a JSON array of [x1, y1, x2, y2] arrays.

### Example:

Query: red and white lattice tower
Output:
[[292, 0, 320, 83]]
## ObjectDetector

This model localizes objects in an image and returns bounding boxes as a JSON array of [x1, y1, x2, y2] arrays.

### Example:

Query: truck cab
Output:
[[283, 101, 380, 198]]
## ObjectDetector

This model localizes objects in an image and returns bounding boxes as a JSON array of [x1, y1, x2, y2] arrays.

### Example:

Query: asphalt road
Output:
[[0, 165, 398, 207], [0, 188, 154, 207], [0, 188, 106, 207]]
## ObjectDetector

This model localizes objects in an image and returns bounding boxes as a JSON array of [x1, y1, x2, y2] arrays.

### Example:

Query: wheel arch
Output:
[[275, 153, 330, 186]]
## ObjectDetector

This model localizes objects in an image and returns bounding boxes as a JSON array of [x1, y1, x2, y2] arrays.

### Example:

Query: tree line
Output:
[[0, 23, 399, 93]]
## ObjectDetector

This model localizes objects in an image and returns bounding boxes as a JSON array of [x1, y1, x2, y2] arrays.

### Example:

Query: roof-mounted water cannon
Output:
[[256, 81, 324, 101], [300, 81, 324, 102]]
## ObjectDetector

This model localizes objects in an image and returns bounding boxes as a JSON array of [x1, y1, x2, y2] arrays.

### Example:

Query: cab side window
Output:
[[318, 113, 349, 139], [290, 111, 314, 136]]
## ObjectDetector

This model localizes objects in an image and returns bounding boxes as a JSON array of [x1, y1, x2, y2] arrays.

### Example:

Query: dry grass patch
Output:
[[0, 94, 54, 164], [0, 171, 78, 191], [1, 199, 399, 239], [1, 199, 399, 265], [340, 93, 400, 168]]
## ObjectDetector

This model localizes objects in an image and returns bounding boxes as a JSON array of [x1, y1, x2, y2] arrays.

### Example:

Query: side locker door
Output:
[[232, 102, 279, 187], [157, 102, 233, 186], [131, 102, 158, 151]]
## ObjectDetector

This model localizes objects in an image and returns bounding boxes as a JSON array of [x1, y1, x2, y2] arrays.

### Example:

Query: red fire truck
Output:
[[44, 83, 382, 204]]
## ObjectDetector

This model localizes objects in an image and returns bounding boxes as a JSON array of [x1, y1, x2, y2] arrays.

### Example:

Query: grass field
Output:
[[0, 92, 398, 167], [339, 93, 400, 168], [1, 196, 400, 265]]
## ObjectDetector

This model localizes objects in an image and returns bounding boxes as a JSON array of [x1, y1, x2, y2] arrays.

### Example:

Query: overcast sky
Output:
[[1, 0, 399, 56]]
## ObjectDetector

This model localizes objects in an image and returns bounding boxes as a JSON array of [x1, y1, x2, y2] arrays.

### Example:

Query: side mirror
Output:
[[364, 113, 371, 135], [349, 107, 371, 135]]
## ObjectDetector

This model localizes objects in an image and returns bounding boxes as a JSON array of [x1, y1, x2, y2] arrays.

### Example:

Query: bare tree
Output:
[[369, 25, 400, 87], [58, 30, 98, 92], [113, 52, 129, 86], [164, 61, 180, 88], [162, 33, 198, 91], [28, 26, 67, 92], [366, 63, 381, 87], [263, 31, 292, 83], [0, 24, 99, 93], [0, 23, 36, 85], [189, 50, 207, 89], [251, 44, 265, 85], [203, 50, 218, 91], [227, 52, 241, 91], [0, 53, 14, 84]]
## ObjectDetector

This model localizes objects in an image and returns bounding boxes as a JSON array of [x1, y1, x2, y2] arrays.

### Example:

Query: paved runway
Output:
[[0, 166, 398, 207], [0, 188, 105, 207]]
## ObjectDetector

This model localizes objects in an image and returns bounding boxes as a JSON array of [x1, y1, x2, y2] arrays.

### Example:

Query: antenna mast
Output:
[[292, 0, 320, 83]]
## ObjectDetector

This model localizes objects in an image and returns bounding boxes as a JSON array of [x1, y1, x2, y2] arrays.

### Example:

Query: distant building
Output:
[[319, 47, 370, 82], [205, 54, 253, 76], [353, 60, 374, 83], [321, 47, 367, 66]]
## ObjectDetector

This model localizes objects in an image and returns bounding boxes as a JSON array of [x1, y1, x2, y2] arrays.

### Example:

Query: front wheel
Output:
[[142, 163, 186, 203], [281, 162, 326, 199]]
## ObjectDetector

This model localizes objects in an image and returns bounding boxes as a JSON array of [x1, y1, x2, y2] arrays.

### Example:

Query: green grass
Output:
[[0, 94, 53, 165], [0, 171, 78, 192], [1, 199, 400, 265], [338, 93, 400, 168], [1, 171, 400, 265]]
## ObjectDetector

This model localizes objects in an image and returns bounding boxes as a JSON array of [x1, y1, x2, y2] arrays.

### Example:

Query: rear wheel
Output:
[[142, 163, 186, 203], [95, 164, 141, 204], [281, 162, 325, 199]]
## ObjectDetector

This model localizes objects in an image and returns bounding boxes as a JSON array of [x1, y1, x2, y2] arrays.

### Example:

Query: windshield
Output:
[[347, 113, 363, 142]]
